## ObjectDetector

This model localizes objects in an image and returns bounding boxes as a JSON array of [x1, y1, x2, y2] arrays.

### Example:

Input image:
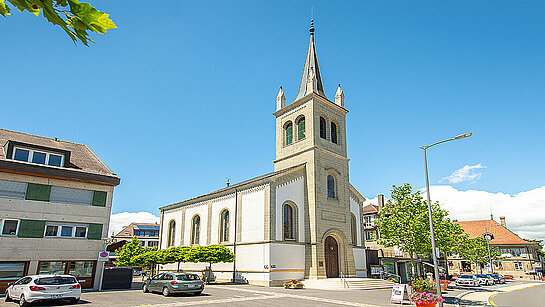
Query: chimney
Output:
[[378, 194, 385, 211], [500, 216, 506, 227], [452, 219, 458, 222]]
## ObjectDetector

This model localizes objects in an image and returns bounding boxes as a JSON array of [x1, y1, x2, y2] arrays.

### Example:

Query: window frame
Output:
[[190, 215, 201, 245], [284, 121, 293, 146], [283, 202, 296, 241], [167, 220, 176, 248], [0, 219, 20, 236], [319, 117, 327, 139], [327, 175, 336, 199], [295, 116, 306, 141], [331, 121, 338, 144], [350, 213, 358, 245], [219, 209, 230, 243], [514, 261, 523, 270], [43, 223, 88, 239], [11, 147, 65, 167]]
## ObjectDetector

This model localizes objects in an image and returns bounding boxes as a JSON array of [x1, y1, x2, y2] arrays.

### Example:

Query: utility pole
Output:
[[232, 188, 238, 283]]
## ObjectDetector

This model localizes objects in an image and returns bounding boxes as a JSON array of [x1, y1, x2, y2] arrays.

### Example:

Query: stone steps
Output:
[[303, 278, 395, 290]]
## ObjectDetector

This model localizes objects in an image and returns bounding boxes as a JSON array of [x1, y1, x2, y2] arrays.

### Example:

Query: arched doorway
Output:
[[324, 236, 339, 278]]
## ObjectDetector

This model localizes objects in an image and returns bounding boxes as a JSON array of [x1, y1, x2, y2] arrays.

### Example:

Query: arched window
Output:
[[167, 220, 176, 248], [351, 213, 357, 245], [331, 122, 338, 144], [220, 209, 229, 242], [296, 116, 305, 140], [285, 122, 293, 145], [191, 215, 200, 245], [320, 117, 327, 139], [327, 175, 336, 199], [283, 203, 295, 240]]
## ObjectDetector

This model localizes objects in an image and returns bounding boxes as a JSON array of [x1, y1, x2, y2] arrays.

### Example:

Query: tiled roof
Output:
[[455, 219, 533, 246], [0, 128, 119, 185], [114, 222, 159, 238], [363, 204, 379, 215]]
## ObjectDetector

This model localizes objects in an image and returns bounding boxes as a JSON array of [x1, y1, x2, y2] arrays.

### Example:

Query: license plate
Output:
[[188, 284, 196, 288], [51, 294, 63, 299]]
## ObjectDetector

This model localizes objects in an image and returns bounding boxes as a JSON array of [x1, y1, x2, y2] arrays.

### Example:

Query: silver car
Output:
[[4, 275, 81, 306]]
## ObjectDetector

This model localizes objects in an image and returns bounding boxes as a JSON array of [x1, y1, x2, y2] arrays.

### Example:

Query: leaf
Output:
[[67, 0, 116, 34], [0, 0, 11, 15]]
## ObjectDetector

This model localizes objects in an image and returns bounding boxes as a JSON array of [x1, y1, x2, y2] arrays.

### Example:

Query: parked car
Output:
[[489, 273, 506, 284], [143, 272, 204, 296], [475, 274, 495, 285], [455, 274, 480, 287], [504, 274, 515, 280], [4, 275, 81, 306]]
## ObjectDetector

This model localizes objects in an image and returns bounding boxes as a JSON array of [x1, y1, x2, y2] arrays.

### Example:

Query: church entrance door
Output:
[[324, 236, 339, 278]]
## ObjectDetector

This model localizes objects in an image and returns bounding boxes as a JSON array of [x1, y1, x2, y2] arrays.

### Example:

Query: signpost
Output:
[[390, 284, 409, 304], [97, 250, 109, 291]]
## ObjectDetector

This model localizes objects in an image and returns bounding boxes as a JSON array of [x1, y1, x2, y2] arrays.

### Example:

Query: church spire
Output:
[[294, 19, 327, 102]]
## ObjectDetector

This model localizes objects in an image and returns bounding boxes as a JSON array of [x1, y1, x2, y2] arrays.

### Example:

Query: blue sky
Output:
[[2, 1, 544, 237]]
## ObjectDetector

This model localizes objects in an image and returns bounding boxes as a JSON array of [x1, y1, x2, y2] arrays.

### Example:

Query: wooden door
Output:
[[324, 236, 339, 278]]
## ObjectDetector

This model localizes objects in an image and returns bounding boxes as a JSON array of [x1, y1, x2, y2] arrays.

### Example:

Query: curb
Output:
[[454, 290, 474, 307]]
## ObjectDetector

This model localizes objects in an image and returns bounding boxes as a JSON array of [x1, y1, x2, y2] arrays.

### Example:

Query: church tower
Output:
[[273, 21, 356, 279]]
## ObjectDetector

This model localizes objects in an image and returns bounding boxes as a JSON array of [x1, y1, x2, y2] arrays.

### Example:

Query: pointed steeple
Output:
[[294, 20, 327, 102], [276, 86, 286, 110], [335, 83, 345, 107]]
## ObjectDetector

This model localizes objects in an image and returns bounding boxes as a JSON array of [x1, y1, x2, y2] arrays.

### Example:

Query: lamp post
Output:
[[484, 226, 496, 274], [421, 132, 472, 307]]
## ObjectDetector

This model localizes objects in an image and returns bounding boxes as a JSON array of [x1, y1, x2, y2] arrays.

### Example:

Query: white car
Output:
[[4, 275, 81, 306], [455, 274, 480, 287]]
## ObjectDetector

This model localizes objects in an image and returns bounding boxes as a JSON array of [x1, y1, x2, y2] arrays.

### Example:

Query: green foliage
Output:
[[115, 237, 145, 267], [186, 245, 235, 265], [409, 277, 436, 292], [459, 236, 500, 266], [524, 239, 545, 257], [0, 0, 116, 45], [376, 183, 466, 258]]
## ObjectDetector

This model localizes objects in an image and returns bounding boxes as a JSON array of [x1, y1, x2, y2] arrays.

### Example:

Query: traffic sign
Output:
[[98, 251, 109, 262]]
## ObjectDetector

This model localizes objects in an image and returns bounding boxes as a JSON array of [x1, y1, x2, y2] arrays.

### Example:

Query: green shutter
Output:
[[18, 219, 46, 238], [25, 183, 51, 201], [87, 223, 103, 240], [286, 124, 293, 145], [298, 119, 305, 140], [92, 191, 107, 207]]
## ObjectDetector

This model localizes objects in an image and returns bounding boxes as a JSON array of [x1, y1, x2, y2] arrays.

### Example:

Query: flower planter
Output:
[[415, 302, 437, 307], [285, 284, 303, 289], [440, 283, 448, 291]]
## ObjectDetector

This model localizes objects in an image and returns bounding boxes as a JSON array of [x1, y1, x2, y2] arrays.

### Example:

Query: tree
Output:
[[459, 236, 500, 273], [376, 183, 466, 276], [0, 0, 116, 46], [115, 237, 145, 267], [186, 245, 234, 282]]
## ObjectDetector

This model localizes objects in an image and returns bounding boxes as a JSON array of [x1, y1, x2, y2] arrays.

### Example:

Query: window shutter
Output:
[[17, 220, 46, 238], [87, 223, 103, 240], [25, 183, 51, 201], [92, 191, 107, 207]]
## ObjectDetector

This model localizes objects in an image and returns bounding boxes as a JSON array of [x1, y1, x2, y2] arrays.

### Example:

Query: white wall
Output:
[[183, 204, 209, 246], [162, 208, 183, 247], [240, 187, 266, 243], [353, 248, 367, 277], [210, 195, 236, 244], [275, 177, 305, 242], [350, 197, 362, 246]]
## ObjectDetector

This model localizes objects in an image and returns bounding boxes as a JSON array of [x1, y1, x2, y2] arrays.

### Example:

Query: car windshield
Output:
[[475, 274, 486, 278], [176, 274, 200, 281], [35, 277, 77, 285], [459, 275, 473, 279]]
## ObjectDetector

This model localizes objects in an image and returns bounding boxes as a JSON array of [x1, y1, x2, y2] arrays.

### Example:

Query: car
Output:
[[475, 274, 495, 285], [489, 273, 506, 284], [503, 274, 515, 280], [4, 275, 81, 306], [455, 274, 480, 287], [143, 272, 204, 296]]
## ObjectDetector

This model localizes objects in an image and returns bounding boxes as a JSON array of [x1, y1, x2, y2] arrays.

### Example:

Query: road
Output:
[[489, 283, 545, 307]]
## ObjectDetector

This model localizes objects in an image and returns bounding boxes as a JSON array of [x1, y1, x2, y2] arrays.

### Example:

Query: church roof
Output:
[[294, 20, 327, 102], [455, 219, 535, 246], [160, 163, 306, 211]]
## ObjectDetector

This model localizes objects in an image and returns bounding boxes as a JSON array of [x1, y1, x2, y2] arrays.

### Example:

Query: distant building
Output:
[[112, 222, 159, 248], [0, 129, 120, 291], [448, 217, 542, 280]]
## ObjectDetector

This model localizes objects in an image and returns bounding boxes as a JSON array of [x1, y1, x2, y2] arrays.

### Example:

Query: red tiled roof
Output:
[[363, 204, 379, 215], [455, 219, 533, 246]]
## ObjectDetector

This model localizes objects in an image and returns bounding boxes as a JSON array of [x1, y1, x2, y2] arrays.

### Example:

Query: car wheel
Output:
[[162, 287, 170, 297], [143, 285, 149, 293], [69, 298, 80, 304], [193, 291, 202, 296], [5, 290, 12, 302], [19, 295, 29, 307]]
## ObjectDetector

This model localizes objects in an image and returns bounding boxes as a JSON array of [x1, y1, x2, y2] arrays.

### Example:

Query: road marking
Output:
[[455, 290, 474, 307], [488, 283, 544, 307], [133, 294, 284, 306]]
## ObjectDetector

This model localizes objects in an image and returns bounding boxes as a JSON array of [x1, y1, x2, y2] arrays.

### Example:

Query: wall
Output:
[[349, 197, 362, 246], [275, 176, 305, 242]]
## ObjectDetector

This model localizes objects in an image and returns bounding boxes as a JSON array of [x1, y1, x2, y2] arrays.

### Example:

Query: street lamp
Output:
[[420, 132, 472, 307]]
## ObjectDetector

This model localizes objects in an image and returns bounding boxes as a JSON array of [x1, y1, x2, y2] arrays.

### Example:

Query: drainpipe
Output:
[[232, 188, 238, 283]]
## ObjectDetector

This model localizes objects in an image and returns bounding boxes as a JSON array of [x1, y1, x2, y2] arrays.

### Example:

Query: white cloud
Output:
[[440, 164, 486, 184], [428, 185, 545, 241], [366, 185, 545, 242], [108, 212, 160, 237]]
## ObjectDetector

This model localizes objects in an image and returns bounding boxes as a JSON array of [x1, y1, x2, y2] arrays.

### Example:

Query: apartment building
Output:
[[0, 129, 120, 291], [112, 222, 159, 248]]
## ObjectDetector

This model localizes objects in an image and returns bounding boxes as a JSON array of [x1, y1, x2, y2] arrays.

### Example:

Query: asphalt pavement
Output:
[[489, 283, 545, 307]]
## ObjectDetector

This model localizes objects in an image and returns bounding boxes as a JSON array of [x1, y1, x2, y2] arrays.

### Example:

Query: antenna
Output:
[[226, 177, 231, 187]]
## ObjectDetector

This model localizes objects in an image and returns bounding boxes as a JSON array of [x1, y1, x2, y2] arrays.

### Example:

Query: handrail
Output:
[[340, 272, 349, 289], [380, 271, 401, 283]]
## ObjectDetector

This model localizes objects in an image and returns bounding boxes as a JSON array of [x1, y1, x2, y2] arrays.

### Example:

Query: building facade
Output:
[[0, 129, 120, 291], [159, 23, 368, 286], [112, 222, 159, 248], [448, 217, 542, 280]]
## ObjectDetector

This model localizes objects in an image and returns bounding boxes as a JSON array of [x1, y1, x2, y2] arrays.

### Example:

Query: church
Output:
[[158, 21, 368, 286]]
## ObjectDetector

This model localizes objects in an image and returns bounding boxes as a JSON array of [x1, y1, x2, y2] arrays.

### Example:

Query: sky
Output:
[[1, 1, 544, 240]]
